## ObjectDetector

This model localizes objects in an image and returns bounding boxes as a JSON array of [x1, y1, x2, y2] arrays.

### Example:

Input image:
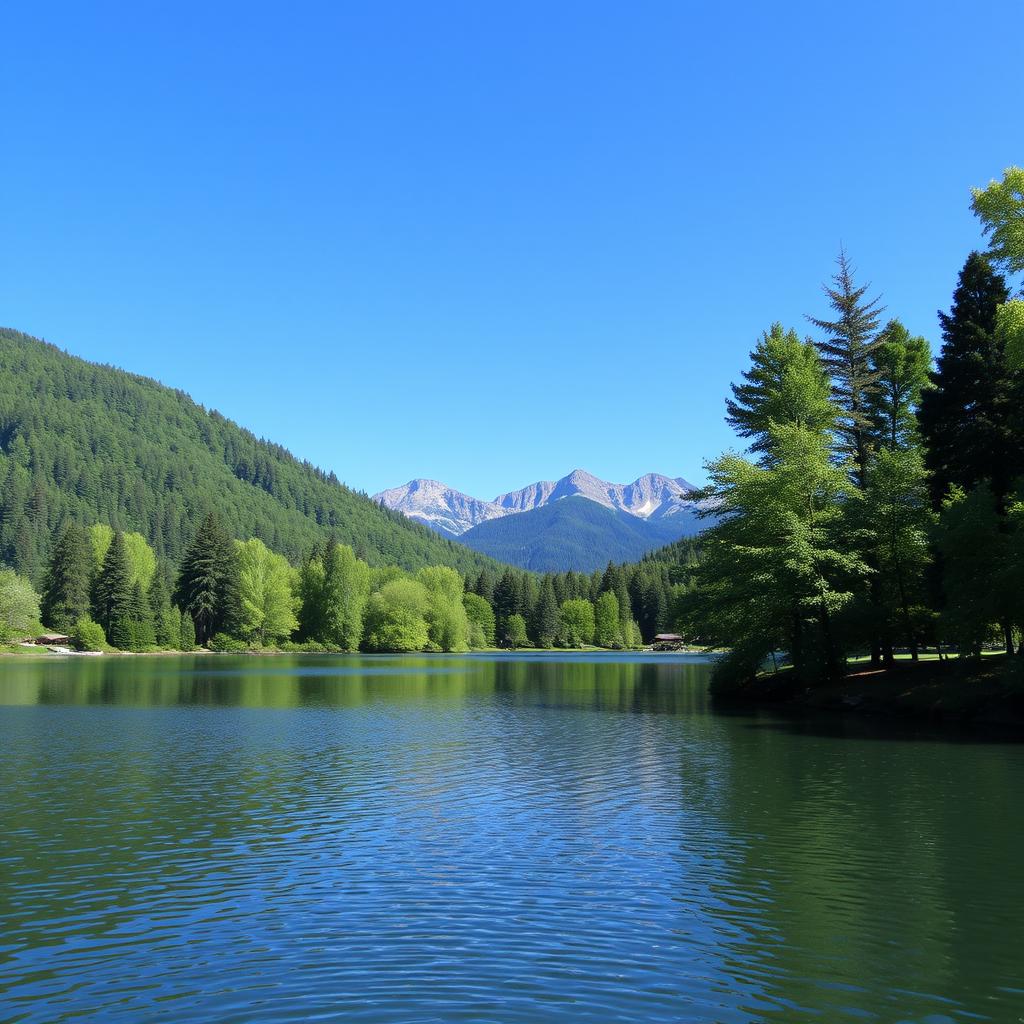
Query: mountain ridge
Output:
[[375, 469, 700, 537]]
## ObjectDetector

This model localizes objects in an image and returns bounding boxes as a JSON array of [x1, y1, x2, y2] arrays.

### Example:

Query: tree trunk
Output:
[[819, 601, 843, 682], [882, 634, 895, 668], [895, 571, 918, 662], [791, 608, 804, 682]]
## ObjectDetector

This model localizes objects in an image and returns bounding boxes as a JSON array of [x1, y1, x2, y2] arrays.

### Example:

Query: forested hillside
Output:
[[0, 329, 496, 580]]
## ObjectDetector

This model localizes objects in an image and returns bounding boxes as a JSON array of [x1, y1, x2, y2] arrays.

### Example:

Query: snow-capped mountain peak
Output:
[[374, 470, 699, 537]]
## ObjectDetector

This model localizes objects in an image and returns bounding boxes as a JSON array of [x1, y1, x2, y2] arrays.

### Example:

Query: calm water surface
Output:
[[0, 653, 1021, 1023]]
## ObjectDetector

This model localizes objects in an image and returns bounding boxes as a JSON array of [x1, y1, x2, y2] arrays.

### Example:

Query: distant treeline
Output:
[[683, 168, 1024, 691], [0, 511, 700, 652]]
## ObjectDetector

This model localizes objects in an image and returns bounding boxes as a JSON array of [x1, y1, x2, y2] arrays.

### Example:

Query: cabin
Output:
[[652, 633, 685, 650], [30, 633, 72, 647]]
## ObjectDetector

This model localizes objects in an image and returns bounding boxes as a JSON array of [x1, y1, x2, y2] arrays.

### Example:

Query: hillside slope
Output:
[[0, 328, 498, 579], [458, 496, 703, 572]]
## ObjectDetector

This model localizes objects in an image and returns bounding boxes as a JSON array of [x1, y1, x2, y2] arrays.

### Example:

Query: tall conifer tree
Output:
[[918, 252, 1017, 506], [93, 530, 133, 645], [174, 512, 240, 645], [808, 250, 885, 487], [40, 522, 92, 631]]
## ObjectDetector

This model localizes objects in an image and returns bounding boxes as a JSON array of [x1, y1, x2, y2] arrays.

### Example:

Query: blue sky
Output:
[[2, 2, 1017, 498]]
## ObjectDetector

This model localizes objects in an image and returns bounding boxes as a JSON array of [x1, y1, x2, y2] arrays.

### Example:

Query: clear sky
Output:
[[2, 1, 1018, 499]]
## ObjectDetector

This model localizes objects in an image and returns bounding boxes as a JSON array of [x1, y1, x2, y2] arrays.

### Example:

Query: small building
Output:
[[31, 633, 72, 647], [652, 633, 685, 650]]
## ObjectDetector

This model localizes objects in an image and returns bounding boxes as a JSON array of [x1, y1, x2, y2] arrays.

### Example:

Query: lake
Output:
[[1, 653, 1021, 1023]]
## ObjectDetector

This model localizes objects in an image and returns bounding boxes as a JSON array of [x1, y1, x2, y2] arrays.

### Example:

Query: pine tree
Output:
[[173, 512, 240, 645], [866, 320, 932, 452], [492, 569, 519, 632], [128, 579, 156, 650], [40, 522, 92, 631], [726, 323, 836, 456], [297, 546, 327, 641], [530, 577, 560, 647], [918, 252, 1018, 507], [148, 568, 175, 646], [180, 611, 197, 651], [94, 530, 134, 646], [808, 250, 885, 487]]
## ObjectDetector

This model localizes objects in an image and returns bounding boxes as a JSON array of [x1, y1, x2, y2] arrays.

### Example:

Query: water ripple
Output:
[[1, 655, 1022, 1023]]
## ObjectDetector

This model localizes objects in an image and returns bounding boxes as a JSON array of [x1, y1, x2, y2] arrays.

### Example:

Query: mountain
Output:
[[457, 496, 704, 572], [371, 479, 506, 539], [0, 328, 499, 579], [375, 469, 701, 540], [494, 469, 697, 520]]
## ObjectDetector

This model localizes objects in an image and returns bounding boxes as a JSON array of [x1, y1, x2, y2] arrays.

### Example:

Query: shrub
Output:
[[73, 617, 107, 652], [208, 632, 249, 652]]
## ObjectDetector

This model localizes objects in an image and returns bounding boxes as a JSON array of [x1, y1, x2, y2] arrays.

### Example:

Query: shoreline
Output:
[[1, 645, 705, 659], [714, 655, 1024, 735]]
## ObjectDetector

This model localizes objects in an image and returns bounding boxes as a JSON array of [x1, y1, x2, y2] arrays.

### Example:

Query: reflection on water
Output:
[[0, 654, 1022, 1023]]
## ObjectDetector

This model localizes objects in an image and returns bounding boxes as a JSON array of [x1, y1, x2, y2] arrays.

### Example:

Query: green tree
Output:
[[156, 604, 183, 649], [559, 598, 595, 647], [863, 447, 933, 662], [87, 523, 114, 576], [126, 579, 156, 650], [418, 565, 470, 652], [995, 300, 1024, 371], [689, 424, 868, 690], [180, 611, 197, 651], [530, 576, 560, 647], [123, 533, 157, 591], [0, 567, 42, 641], [88, 525, 157, 594], [866, 320, 932, 451], [236, 537, 299, 646], [93, 530, 134, 646], [319, 541, 372, 650], [492, 569, 519, 622], [174, 512, 240, 645], [502, 612, 528, 649], [362, 578, 430, 652], [808, 250, 885, 487], [463, 592, 496, 647], [297, 545, 327, 642], [918, 253, 1017, 506], [726, 323, 836, 455], [147, 568, 175, 646], [593, 591, 622, 648], [622, 618, 644, 649], [40, 522, 92, 631], [971, 166, 1024, 274]]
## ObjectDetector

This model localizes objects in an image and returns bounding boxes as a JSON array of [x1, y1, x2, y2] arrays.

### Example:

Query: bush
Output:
[[279, 639, 330, 653], [208, 632, 249, 652], [73, 617, 107, 652]]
